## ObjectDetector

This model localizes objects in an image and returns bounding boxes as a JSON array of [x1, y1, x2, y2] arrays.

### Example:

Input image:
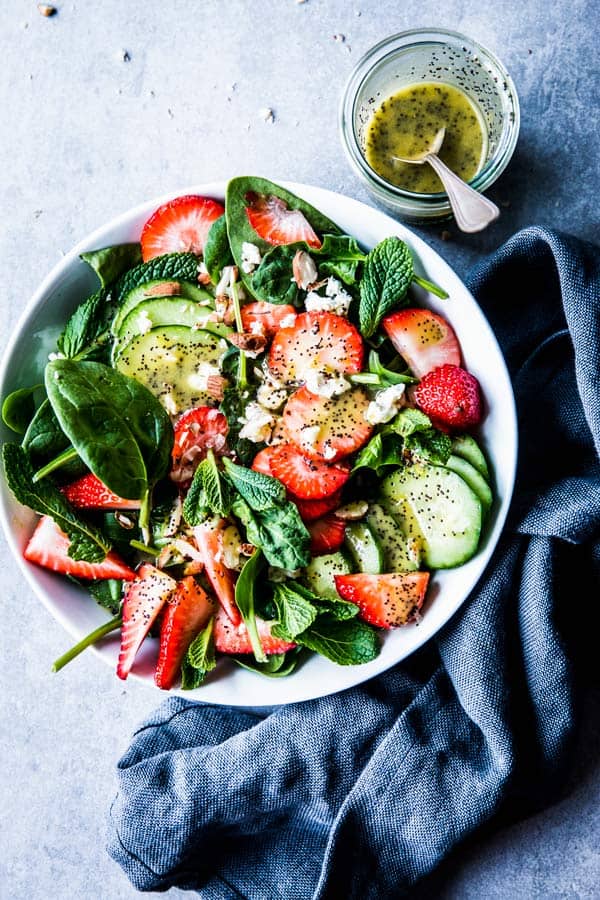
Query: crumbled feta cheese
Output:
[[136, 308, 153, 335], [256, 383, 288, 410], [221, 524, 243, 571], [268, 566, 302, 582], [322, 444, 337, 460], [364, 384, 406, 425], [241, 241, 262, 274], [249, 320, 266, 336], [304, 277, 352, 317], [304, 369, 351, 398], [162, 391, 179, 416], [238, 402, 275, 443], [279, 312, 297, 329], [187, 361, 221, 393], [302, 425, 322, 451]]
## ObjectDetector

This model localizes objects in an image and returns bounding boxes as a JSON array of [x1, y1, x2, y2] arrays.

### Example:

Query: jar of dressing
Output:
[[340, 29, 520, 224]]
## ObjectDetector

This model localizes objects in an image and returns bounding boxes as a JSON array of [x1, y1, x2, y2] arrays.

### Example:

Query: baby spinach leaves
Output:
[[358, 237, 448, 337], [235, 549, 267, 662], [203, 215, 233, 283], [252, 245, 300, 305], [1, 384, 44, 435], [219, 386, 257, 466], [316, 235, 365, 285], [2, 443, 111, 562], [80, 243, 142, 289]]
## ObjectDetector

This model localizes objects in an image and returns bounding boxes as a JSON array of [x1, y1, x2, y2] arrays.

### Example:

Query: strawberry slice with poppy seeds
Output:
[[154, 576, 217, 690], [282, 386, 373, 462], [334, 572, 430, 628], [269, 443, 350, 500], [307, 514, 346, 556], [171, 406, 229, 486], [24, 515, 136, 581], [292, 490, 342, 523], [383, 308, 461, 378], [415, 364, 483, 430], [193, 519, 241, 626], [240, 301, 296, 338], [245, 192, 322, 249], [214, 606, 296, 655], [61, 473, 141, 510], [269, 312, 364, 382], [117, 564, 178, 680], [251, 446, 279, 477], [140, 194, 225, 261]]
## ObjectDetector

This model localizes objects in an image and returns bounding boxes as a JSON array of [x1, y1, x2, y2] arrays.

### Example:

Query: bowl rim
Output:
[[339, 27, 521, 208], [0, 179, 518, 705]]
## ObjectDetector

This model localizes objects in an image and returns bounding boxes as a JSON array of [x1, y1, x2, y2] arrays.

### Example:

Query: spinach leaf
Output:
[[114, 252, 200, 304], [80, 243, 142, 289], [183, 452, 232, 525], [294, 616, 379, 666], [352, 433, 384, 472], [359, 237, 414, 338], [181, 617, 216, 690], [88, 578, 123, 615], [22, 399, 71, 463], [234, 648, 305, 678], [271, 581, 318, 640], [251, 245, 300, 305], [367, 350, 418, 386], [316, 234, 365, 285], [2, 443, 111, 562], [235, 549, 267, 662], [45, 360, 173, 508], [222, 457, 286, 509], [57, 287, 114, 361], [219, 386, 256, 466], [232, 495, 310, 571], [2, 384, 44, 435], [283, 579, 358, 622], [204, 215, 233, 282]]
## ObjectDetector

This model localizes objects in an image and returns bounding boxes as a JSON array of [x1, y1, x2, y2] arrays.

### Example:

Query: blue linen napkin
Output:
[[107, 227, 600, 898]]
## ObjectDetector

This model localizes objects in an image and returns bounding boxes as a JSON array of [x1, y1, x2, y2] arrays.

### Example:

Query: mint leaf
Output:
[[183, 454, 232, 525], [232, 495, 310, 571], [115, 252, 200, 304], [282, 580, 358, 622], [181, 618, 216, 690], [2, 443, 111, 562], [271, 582, 318, 640], [353, 433, 383, 472], [80, 243, 142, 289], [58, 287, 114, 360], [295, 617, 379, 665], [223, 457, 286, 510], [405, 429, 452, 465], [390, 408, 432, 437], [359, 237, 414, 338], [204, 215, 234, 283], [88, 578, 123, 614]]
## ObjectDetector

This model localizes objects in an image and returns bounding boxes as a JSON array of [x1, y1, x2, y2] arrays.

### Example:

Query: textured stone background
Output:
[[1, 2, 599, 898]]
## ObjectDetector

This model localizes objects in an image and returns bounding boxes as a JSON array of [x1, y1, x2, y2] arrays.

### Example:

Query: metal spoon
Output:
[[391, 127, 500, 233]]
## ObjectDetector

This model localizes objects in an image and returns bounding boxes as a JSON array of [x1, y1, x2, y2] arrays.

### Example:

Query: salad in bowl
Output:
[[0, 177, 505, 697]]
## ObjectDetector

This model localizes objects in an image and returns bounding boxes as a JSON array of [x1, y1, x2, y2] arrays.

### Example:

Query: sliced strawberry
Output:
[[141, 195, 224, 261], [334, 572, 430, 628], [61, 473, 141, 510], [269, 312, 364, 382], [307, 514, 346, 556], [293, 490, 342, 523], [269, 443, 350, 500], [193, 519, 241, 625], [282, 386, 372, 461], [240, 302, 296, 339], [24, 515, 135, 581], [245, 192, 322, 249], [251, 446, 278, 477], [214, 606, 296, 655], [383, 309, 461, 378], [117, 564, 177, 679], [154, 576, 216, 690], [415, 364, 482, 430], [171, 406, 229, 485]]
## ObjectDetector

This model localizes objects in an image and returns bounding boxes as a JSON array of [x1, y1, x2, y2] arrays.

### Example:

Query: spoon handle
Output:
[[426, 154, 500, 233]]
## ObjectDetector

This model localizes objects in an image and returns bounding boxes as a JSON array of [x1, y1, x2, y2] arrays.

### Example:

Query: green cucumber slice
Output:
[[114, 325, 227, 414], [444, 454, 493, 516], [380, 464, 482, 569], [112, 280, 213, 336], [301, 550, 353, 599], [366, 503, 420, 572], [344, 521, 384, 574], [451, 434, 490, 480], [113, 297, 229, 360]]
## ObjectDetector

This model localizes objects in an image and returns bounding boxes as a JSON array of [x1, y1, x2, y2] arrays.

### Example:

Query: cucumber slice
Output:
[[444, 454, 493, 516], [114, 325, 227, 414], [452, 434, 489, 480], [344, 521, 384, 574], [380, 464, 482, 569], [113, 297, 229, 360], [112, 280, 213, 336], [302, 550, 353, 599], [366, 503, 420, 572]]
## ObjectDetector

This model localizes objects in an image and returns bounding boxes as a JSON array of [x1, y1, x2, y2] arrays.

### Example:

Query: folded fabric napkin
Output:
[[108, 227, 600, 898]]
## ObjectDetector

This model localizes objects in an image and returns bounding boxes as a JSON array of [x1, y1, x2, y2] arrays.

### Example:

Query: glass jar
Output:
[[339, 28, 520, 224]]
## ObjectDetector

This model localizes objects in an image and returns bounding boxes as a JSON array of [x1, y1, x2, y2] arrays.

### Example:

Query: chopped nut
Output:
[[38, 4, 57, 16], [240, 543, 256, 557], [335, 501, 369, 521], [206, 374, 229, 401], [182, 560, 205, 576], [292, 249, 318, 290], [228, 332, 268, 354], [114, 512, 135, 529], [143, 281, 182, 297]]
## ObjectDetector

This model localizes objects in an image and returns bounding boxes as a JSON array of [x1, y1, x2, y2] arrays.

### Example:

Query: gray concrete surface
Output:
[[1, 1, 599, 898]]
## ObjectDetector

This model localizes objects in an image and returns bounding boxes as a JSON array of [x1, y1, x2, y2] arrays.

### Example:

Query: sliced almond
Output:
[[38, 4, 57, 16], [143, 281, 182, 297], [292, 250, 318, 290], [206, 374, 229, 401], [228, 332, 268, 354]]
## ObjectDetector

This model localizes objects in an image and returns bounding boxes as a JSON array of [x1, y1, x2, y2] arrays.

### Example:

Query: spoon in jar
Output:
[[391, 127, 500, 233]]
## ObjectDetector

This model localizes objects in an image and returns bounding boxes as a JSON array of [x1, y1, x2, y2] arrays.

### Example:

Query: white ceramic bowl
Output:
[[0, 181, 517, 705]]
